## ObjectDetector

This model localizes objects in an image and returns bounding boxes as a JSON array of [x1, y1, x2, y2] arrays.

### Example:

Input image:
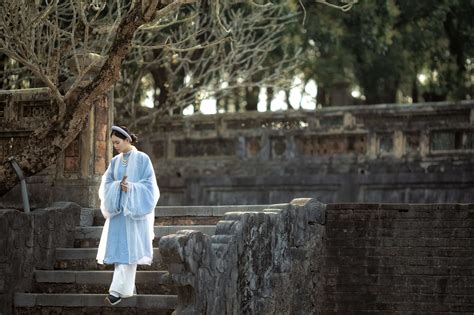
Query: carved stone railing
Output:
[[141, 101, 474, 205], [142, 101, 474, 162], [159, 198, 326, 314]]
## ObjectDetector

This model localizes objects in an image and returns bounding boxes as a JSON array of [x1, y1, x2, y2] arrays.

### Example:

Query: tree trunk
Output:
[[150, 64, 169, 110], [411, 75, 418, 103], [245, 87, 259, 111], [330, 82, 351, 106], [0, 2, 162, 196], [316, 86, 327, 107], [234, 88, 241, 112], [266, 86, 274, 111], [285, 89, 293, 110], [363, 78, 398, 105]]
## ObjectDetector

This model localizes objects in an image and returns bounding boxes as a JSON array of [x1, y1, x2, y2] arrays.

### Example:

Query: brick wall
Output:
[[317, 203, 474, 313]]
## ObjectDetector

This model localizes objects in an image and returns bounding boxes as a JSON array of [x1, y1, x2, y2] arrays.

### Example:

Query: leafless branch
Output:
[[113, 1, 301, 129], [1, 0, 301, 130], [315, 0, 358, 12]]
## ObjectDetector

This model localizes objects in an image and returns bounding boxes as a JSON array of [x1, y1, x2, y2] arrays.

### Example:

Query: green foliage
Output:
[[298, 0, 474, 105]]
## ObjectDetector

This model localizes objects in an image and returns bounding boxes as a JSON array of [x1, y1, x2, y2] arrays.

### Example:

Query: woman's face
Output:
[[111, 134, 130, 153]]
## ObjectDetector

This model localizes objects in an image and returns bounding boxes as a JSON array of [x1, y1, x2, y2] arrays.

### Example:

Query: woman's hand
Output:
[[120, 176, 128, 192]]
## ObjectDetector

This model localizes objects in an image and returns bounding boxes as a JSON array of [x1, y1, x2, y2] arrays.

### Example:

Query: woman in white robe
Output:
[[97, 125, 160, 306]]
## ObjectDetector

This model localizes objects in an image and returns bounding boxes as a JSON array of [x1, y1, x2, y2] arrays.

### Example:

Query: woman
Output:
[[96, 125, 160, 306]]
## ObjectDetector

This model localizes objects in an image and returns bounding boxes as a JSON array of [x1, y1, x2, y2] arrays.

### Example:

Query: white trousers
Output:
[[109, 263, 137, 298]]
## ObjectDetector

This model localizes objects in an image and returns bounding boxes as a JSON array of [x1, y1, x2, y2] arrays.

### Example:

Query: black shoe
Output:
[[105, 294, 122, 306]]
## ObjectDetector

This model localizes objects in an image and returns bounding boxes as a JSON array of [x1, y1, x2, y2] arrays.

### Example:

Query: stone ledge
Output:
[[85, 204, 290, 220], [327, 203, 474, 211], [14, 293, 177, 309]]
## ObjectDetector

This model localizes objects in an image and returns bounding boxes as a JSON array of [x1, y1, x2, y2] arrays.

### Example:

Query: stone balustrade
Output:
[[141, 101, 474, 161], [139, 101, 474, 205], [158, 198, 326, 314]]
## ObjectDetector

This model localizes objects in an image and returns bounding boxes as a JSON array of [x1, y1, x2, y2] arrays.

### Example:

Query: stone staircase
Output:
[[13, 205, 273, 314]]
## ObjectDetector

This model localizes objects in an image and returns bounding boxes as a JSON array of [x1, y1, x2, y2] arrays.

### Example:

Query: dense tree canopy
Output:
[[110, 0, 474, 121], [301, 0, 473, 106]]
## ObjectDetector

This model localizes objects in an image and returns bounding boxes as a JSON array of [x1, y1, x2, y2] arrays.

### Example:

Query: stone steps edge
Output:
[[75, 225, 217, 240], [35, 270, 168, 284], [55, 248, 161, 260], [14, 293, 177, 308]]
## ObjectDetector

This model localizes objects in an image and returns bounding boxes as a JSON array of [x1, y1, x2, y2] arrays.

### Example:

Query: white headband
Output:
[[111, 126, 132, 142]]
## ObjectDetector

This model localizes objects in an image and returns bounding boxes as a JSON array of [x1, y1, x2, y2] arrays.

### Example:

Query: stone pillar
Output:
[[393, 130, 404, 158], [54, 91, 112, 207]]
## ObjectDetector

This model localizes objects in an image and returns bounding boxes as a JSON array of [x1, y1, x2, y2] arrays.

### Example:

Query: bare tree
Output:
[[0, 0, 302, 196], [113, 1, 299, 130], [113, 1, 358, 129]]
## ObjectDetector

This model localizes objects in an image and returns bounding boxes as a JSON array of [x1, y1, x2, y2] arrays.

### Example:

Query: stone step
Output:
[[81, 204, 289, 226], [74, 225, 216, 248], [54, 248, 166, 271], [74, 238, 164, 249], [75, 225, 216, 241], [33, 270, 174, 295], [14, 293, 176, 311], [156, 204, 288, 217], [94, 215, 221, 227], [155, 216, 220, 226], [35, 270, 168, 284]]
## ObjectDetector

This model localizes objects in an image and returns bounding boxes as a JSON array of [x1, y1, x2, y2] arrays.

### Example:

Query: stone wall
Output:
[[0, 89, 112, 209], [0, 202, 81, 314], [319, 203, 474, 313], [159, 200, 474, 314], [159, 198, 326, 314], [140, 101, 474, 205]]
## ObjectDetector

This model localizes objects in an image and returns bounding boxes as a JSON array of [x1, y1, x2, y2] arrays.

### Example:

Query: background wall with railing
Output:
[[1, 90, 472, 207], [139, 101, 474, 205]]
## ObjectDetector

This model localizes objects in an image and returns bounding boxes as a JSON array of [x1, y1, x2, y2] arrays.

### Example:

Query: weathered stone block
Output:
[[0, 202, 81, 315], [159, 198, 326, 315]]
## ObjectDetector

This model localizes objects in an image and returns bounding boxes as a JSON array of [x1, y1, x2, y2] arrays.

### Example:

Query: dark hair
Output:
[[110, 126, 138, 144]]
